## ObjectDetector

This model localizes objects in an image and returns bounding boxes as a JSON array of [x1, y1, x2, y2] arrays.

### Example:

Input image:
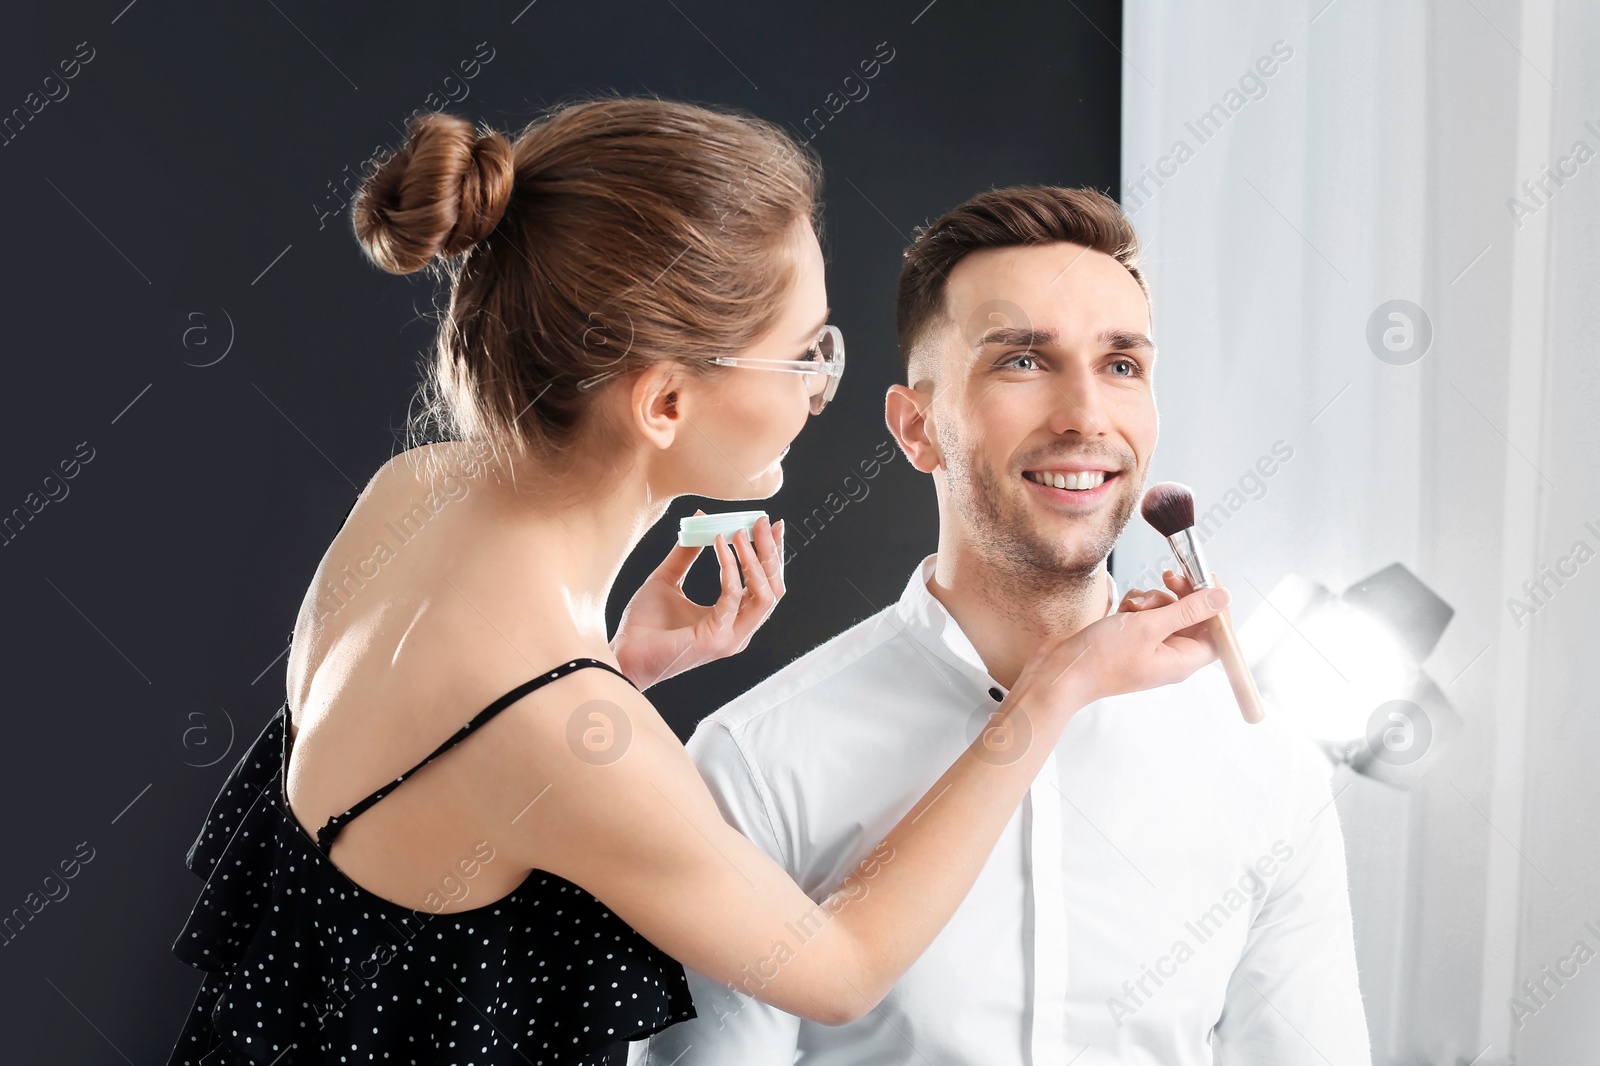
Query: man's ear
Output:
[[629, 361, 683, 451], [885, 381, 943, 473]]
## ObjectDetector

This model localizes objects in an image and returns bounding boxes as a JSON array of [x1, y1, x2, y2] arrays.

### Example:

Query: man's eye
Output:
[[1110, 358, 1144, 377], [1001, 351, 1039, 370]]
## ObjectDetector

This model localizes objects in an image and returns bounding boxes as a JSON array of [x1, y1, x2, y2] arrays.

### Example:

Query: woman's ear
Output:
[[885, 383, 942, 473], [629, 361, 684, 451]]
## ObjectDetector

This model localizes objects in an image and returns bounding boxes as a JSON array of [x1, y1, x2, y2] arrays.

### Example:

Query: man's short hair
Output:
[[894, 186, 1150, 379]]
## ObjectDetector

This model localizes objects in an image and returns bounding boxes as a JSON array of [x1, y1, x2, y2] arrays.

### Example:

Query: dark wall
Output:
[[0, 1, 1119, 1059]]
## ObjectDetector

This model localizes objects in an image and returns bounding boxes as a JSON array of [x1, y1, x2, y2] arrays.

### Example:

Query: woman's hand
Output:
[[609, 511, 787, 690], [1115, 567, 1206, 613], [1009, 572, 1231, 724]]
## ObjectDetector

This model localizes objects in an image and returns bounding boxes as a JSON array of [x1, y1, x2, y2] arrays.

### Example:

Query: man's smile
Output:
[[1021, 466, 1121, 506]]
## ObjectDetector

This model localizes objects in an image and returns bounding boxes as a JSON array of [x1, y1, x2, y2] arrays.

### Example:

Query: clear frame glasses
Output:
[[576, 324, 846, 416]]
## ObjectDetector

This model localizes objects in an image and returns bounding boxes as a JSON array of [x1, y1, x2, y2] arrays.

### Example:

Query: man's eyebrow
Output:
[[971, 325, 1156, 355], [973, 326, 1058, 350], [1099, 328, 1157, 354]]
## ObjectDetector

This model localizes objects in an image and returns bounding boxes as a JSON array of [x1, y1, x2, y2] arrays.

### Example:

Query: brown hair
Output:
[[351, 95, 823, 477], [894, 185, 1149, 376]]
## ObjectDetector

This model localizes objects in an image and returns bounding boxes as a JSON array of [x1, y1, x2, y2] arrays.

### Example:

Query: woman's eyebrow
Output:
[[799, 307, 831, 343]]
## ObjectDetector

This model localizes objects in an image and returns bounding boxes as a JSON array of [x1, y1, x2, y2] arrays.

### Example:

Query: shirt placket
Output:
[[1026, 746, 1068, 1063], [929, 565, 1105, 1065]]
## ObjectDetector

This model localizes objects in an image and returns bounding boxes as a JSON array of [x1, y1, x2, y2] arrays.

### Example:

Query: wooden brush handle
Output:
[[1209, 610, 1265, 724]]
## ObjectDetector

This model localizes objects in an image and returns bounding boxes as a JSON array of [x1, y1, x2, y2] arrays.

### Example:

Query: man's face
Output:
[[920, 242, 1157, 582]]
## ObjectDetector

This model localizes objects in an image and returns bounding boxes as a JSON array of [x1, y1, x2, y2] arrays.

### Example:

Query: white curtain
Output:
[[1118, 1, 1600, 1061]]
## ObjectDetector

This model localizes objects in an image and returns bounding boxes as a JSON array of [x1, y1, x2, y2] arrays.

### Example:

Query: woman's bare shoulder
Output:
[[284, 442, 551, 723]]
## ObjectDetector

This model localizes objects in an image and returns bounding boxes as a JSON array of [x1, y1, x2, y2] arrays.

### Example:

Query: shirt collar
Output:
[[893, 552, 1119, 690]]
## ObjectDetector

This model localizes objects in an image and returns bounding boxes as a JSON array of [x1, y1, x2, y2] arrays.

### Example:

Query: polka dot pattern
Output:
[[164, 659, 696, 1065]]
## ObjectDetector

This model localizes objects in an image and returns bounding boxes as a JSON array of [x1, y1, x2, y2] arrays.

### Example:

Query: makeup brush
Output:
[[1139, 482, 1265, 724]]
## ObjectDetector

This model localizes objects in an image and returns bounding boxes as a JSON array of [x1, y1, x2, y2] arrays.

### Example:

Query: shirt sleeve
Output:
[[1212, 764, 1373, 1066], [641, 718, 803, 1066]]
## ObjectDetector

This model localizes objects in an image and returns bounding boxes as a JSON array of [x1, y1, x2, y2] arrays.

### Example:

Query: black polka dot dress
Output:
[[166, 658, 695, 1065]]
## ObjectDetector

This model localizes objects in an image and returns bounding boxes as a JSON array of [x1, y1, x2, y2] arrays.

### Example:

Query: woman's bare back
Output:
[[280, 442, 614, 913]]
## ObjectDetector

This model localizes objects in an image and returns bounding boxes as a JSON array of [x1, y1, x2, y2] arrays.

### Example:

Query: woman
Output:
[[166, 96, 1229, 1065]]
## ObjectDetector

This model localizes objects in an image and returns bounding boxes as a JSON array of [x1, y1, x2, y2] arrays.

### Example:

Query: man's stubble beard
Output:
[[940, 423, 1141, 618]]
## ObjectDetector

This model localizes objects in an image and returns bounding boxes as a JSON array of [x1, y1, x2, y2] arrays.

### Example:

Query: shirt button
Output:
[[988, 686, 1004, 701]]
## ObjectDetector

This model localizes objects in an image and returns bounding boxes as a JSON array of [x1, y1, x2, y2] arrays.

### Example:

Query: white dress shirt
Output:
[[644, 553, 1370, 1066]]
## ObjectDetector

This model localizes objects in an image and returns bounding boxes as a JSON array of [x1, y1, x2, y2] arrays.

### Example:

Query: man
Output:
[[643, 186, 1369, 1064]]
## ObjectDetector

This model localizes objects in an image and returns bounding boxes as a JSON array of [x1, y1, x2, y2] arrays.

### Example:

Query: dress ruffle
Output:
[[167, 707, 695, 1065]]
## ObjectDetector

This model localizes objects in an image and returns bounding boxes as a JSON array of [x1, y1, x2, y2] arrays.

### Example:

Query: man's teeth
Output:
[[1025, 469, 1107, 490]]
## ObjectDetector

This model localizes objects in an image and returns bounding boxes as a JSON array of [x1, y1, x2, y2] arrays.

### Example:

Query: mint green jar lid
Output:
[[677, 510, 767, 547]]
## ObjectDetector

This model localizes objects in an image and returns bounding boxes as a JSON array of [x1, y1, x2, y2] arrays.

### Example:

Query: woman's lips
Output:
[[1022, 471, 1118, 507]]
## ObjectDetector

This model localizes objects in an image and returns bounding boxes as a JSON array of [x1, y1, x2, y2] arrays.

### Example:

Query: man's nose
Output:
[[1045, 364, 1111, 435]]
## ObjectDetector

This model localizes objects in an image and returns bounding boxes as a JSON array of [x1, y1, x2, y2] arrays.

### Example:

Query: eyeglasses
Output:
[[575, 324, 846, 415]]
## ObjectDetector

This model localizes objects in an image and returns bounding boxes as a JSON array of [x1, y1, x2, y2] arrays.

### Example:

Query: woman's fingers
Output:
[[652, 542, 706, 587], [711, 533, 744, 624], [1118, 586, 1177, 612], [758, 517, 786, 600], [729, 525, 777, 642], [652, 510, 708, 587], [1113, 586, 1230, 687], [1160, 569, 1228, 599], [1158, 569, 1230, 634], [747, 518, 783, 591], [1032, 582, 1233, 706], [1140, 586, 1230, 641]]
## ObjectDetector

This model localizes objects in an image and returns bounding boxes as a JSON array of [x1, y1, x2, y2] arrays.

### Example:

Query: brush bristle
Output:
[[1140, 482, 1196, 537]]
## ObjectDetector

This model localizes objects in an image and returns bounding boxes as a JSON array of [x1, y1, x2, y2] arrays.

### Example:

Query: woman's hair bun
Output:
[[352, 112, 516, 276]]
